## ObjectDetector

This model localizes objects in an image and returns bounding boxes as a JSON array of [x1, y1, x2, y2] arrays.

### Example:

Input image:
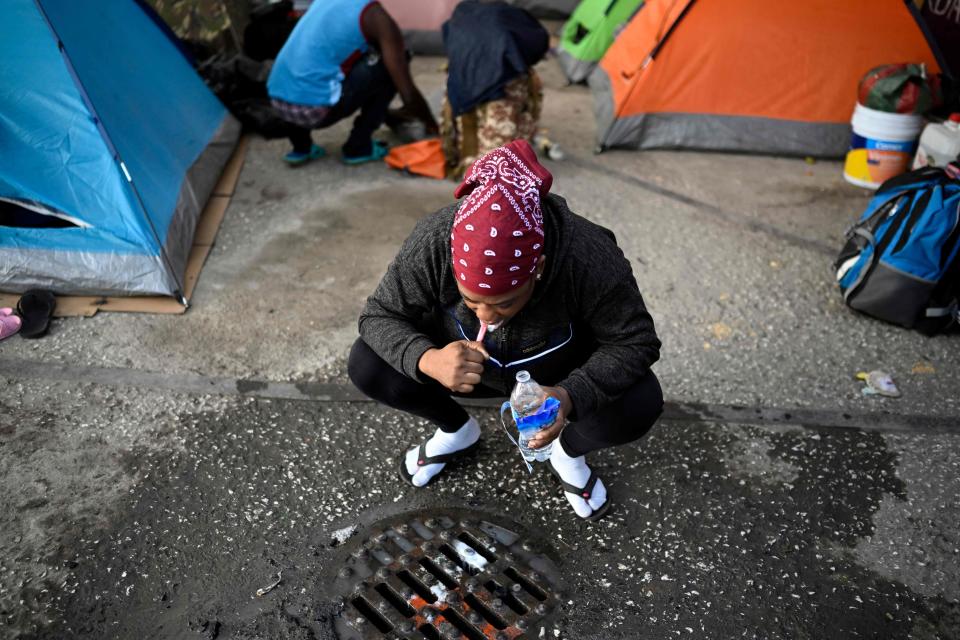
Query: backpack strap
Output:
[[876, 166, 946, 195], [923, 300, 960, 334], [925, 301, 958, 319]]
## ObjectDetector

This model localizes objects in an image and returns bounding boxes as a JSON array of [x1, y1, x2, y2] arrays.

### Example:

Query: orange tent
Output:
[[590, 0, 943, 156]]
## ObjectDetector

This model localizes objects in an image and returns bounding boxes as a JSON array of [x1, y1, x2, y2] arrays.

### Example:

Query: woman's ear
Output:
[[535, 255, 547, 280]]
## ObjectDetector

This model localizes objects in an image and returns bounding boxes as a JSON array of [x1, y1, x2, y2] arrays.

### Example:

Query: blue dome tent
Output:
[[0, 0, 240, 301]]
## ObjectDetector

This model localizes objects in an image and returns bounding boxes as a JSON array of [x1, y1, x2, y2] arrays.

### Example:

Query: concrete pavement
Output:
[[1, 55, 959, 639]]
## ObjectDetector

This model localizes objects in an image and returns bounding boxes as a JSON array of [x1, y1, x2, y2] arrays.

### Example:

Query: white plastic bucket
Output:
[[843, 103, 924, 189]]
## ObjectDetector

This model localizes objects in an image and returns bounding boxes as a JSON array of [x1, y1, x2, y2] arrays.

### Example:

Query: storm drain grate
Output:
[[331, 509, 563, 640]]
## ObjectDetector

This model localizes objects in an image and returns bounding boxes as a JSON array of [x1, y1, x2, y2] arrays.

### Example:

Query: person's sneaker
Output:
[[283, 144, 326, 166], [342, 140, 389, 165], [0, 314, 21, 341]]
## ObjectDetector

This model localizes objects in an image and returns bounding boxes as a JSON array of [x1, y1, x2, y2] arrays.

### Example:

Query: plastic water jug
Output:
[[912, 113, 960, 170]]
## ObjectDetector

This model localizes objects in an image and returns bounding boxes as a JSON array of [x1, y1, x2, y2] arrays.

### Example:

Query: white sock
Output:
[[404, 417, 480, 487], [550, 440, 607, 518]]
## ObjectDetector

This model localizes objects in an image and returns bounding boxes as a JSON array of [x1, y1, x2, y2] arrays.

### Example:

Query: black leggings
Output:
[[347, 338, 663, 457]]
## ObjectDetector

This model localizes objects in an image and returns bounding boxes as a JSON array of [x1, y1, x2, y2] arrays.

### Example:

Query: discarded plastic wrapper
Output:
[[255, 570, 282, 597], [498, 397, 561, 473], [856, 370, 901, 398]]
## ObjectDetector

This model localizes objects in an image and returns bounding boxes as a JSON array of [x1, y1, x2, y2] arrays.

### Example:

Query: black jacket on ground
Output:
[[442, 1, 549, 115], [358, 193, 661, 419]]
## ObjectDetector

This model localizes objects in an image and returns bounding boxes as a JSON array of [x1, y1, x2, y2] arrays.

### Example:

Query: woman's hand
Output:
[[526, 386, 572, 450], [418, 341, 490, 393]]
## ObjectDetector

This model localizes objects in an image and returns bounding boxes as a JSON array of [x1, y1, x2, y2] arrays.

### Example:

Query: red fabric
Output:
[[451, 140, 553, 295], [857, 64, 941, 115]]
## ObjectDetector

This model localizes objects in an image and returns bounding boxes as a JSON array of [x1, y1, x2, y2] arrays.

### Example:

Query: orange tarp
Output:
[[385, 139, 447, 179]]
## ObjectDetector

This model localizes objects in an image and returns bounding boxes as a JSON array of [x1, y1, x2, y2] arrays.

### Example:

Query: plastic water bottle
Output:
[[510, 370, 554, 462]]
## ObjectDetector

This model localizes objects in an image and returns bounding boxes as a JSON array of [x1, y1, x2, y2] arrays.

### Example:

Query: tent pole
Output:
[[645, 0, 696, 63], [598, 0, 696, 149]]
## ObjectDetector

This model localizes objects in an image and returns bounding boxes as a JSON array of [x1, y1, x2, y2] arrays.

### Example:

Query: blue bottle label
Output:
[[511, 396, 561, 433]]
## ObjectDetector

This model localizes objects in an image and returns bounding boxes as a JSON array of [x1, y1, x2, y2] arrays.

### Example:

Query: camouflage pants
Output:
[[145, 0, 245, 55], [441, 71, 543, 178]]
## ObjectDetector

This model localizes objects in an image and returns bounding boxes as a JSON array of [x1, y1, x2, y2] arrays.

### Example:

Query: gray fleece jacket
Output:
[[358, 193, 661, 418]]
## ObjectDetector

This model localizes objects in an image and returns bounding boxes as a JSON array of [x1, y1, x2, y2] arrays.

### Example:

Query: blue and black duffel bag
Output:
[[836, 166, 960, 334]]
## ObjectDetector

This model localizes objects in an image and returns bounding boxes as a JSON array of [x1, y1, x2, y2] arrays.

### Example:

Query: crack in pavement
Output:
[[3, 358, 957, 435], [566, 155, 837, 257]]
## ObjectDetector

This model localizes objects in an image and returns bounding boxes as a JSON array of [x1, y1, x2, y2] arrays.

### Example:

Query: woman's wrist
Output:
[[554, 385, 573, 418], [417, 348, 439, 378]]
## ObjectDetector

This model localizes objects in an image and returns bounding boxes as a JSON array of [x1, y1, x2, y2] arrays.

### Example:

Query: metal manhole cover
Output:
[[331, 509, 563, 640]]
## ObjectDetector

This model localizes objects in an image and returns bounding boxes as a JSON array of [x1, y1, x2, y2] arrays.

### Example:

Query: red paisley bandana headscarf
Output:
[[450, 140, 553, 296]]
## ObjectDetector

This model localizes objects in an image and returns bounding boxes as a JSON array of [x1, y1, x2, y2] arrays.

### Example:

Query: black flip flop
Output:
[[16, 289, 56, 339], [398, 440, 480, 488], [548, 462, 611, 522]]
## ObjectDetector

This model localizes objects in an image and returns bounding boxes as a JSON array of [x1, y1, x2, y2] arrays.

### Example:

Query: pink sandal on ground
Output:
[[0, 314, 21, 341]]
